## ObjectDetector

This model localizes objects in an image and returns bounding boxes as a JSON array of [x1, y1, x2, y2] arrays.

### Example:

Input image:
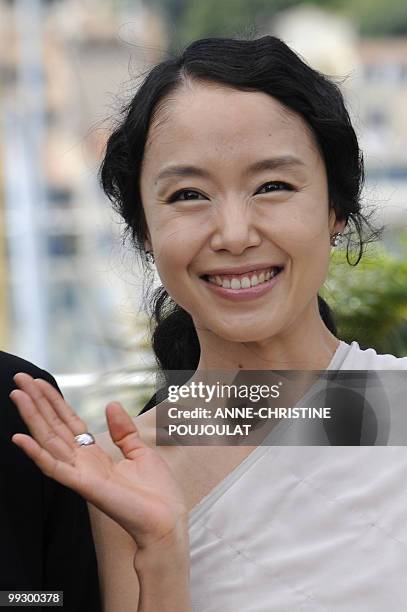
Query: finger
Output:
[[12, 433, 79, 488], [106, 402, 149, 460], [15, 373, 88, 436], [13, 433, 137, 524], [13, 374, 77, 447], [10, 389, 74, 462], [34, 378, 88, 436]]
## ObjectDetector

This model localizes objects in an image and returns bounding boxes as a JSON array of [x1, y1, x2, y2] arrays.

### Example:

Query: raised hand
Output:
[[10, 374, 188, 552]]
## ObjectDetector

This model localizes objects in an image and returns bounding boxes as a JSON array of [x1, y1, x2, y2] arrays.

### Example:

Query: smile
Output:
[[200, 266, 283, 301], [203, 266, 282, 289]]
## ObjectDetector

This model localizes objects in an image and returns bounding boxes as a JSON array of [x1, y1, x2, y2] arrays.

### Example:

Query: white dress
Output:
[[188, 341, 407, 611]]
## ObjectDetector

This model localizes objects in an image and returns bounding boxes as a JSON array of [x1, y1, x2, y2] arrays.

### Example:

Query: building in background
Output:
[[0, 0, 166, 372], [0, 0, 167, 422]]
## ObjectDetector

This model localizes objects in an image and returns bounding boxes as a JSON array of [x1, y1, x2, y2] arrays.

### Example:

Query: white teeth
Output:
[[206, 267, 281, 290]]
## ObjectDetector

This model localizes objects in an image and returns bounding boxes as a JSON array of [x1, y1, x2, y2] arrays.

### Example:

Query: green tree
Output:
[[321, 240, 407, 357], [178, 0, 298, 44], [152, 0, 407, 48], [341, 0, 407, 36]]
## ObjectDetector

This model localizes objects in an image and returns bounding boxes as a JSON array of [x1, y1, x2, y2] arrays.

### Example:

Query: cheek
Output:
[[284, 216, 331, 285], [259, 196, 330, 250], [258, 199, 331, 290], [151, 212, 210, 283]]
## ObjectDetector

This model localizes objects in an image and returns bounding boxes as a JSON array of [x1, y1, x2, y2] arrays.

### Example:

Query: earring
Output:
[[146, 250, 155, 264], [330, 232, 343, 248]]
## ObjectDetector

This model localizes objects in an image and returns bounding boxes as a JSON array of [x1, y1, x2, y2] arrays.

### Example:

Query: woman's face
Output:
[[140, 81, 344, 343]]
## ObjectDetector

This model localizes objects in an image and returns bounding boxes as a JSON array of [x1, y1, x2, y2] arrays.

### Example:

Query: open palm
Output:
[[10, 374, 187, 551]]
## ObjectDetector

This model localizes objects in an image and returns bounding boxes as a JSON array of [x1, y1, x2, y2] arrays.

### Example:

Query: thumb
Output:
[[106, 402, 148, 459]]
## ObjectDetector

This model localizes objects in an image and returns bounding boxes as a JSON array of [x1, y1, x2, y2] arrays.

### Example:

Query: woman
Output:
[[10, 36, 407, 611]]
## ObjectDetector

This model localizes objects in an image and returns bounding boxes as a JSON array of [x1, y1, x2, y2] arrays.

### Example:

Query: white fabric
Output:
[[188, 341, 407, 611]]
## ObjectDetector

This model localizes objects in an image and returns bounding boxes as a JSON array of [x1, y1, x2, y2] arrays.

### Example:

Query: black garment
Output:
[[0, 351, 101, 611], [138, 391, 159, 415], [139, 371, 195, 415]]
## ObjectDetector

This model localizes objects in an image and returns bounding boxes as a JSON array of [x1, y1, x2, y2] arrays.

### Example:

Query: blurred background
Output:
[[0, 0, 406, 429]]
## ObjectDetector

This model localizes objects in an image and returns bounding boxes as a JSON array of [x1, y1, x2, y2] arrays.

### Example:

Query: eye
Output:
[[167, 189, 207, 203], [256, 181, 294, 194]]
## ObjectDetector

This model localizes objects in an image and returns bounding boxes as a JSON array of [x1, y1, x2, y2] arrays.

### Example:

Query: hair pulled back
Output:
[[100, 36, 377, 379]]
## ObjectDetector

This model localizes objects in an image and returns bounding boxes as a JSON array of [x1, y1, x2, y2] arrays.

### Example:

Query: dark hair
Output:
[[100, 36, 379, 381]]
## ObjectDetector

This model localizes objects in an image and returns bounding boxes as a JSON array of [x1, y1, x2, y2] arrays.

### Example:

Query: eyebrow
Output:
[[246, 156, 306, 174], [155, 155, 306, 183]]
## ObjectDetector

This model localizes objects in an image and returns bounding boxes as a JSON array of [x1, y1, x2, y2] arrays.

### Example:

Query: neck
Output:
[[195, 301, 341, 372]]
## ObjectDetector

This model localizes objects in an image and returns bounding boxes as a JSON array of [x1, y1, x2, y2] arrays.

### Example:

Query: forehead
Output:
[[143, 81, 320, 172]]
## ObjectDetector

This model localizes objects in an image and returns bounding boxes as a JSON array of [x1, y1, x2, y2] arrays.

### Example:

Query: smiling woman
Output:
[[101, 36, 377, 375], [140, 83, 341, 352], [10, 36, 407, 612]]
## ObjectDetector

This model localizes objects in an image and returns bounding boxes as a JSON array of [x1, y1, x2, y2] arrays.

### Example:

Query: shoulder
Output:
[[0, 350, 60, 393], [0, 350, 60, 434], [341, 341, 407, 370]]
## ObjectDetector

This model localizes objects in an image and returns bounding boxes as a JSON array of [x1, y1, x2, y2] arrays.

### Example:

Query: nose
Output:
[[209, 198, 262, 255]]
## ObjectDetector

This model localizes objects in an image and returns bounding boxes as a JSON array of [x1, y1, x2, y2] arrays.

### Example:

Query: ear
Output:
[[328, 206, 346, 235]]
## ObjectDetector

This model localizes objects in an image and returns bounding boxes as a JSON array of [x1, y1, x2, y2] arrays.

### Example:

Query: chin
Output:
[[210, 322, 278, 344]]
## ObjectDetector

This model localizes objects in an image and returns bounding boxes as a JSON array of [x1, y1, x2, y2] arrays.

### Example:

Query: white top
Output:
[[188, 341, 407, 611]]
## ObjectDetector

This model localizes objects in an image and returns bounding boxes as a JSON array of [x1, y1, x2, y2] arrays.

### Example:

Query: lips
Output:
[[200, 265, 284, 289], [200, 263, 284, 277], [201, 265, 283, 301], [204, 267, 282, 289]]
